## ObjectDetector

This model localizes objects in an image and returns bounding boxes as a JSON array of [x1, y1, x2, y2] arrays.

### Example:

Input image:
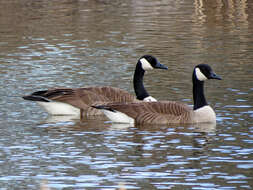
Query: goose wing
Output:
[[82, 86, 138, 103], [23, 86, 138, 110], [95, 101, 193, 124]]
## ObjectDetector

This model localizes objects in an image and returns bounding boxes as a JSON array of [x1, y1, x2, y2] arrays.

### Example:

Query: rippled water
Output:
[[0, 0, 252, 189]]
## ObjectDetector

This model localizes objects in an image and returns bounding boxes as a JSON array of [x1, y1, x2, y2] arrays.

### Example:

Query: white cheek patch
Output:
[[195, 68, 207, 81], [140, 58, 153, 71]]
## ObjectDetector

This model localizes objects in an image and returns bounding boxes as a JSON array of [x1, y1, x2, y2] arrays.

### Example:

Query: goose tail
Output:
[[22, 95, 50, 102], [92, 105, 116, 112], [92, 105, 134, 124]]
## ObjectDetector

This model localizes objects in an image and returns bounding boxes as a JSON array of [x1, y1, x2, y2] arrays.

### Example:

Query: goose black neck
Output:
[[192, 74, 208, 110], [133, 62, 149, 100]]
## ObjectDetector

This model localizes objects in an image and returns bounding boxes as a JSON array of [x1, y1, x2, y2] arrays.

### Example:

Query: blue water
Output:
[[0, 0, 252, 189]]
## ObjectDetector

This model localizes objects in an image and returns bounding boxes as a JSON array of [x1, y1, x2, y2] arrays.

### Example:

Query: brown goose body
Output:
[[24, 86, 139, 116], [95, 101, 194, 124], [23, 55, 168, 116], [93, 64, 222, 125]]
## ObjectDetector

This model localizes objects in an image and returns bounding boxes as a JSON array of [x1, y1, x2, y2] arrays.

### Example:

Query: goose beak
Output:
[[210, 72, 222, 80], [155, 62, 168, 70]]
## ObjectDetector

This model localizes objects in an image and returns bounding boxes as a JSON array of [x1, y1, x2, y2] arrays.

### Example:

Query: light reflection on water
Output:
[[1, 118, 251, 189], [0, 0, 253, 189]]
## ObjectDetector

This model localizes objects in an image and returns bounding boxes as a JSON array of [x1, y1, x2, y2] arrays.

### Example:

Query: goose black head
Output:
[[139, 55, 168, 71], [194, 64, 222, 81]]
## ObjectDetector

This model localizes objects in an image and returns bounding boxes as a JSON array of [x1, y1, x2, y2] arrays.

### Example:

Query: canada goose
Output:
[[92, 64, 222, 124], [23, 55, 168, 116]]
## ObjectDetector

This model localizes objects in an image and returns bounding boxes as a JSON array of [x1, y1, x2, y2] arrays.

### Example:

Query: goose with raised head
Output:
[[23, 55, 168, 116], [92, 64, 222, 124]]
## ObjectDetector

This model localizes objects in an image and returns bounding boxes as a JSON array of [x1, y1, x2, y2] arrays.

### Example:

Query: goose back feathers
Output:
[[23, 55, 168, 116], [94, 101, 193, 124], [23, 86, 139, 116], [93, 64, 222, 124]]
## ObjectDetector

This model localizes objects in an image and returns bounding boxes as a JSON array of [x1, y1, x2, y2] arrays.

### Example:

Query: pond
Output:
[[0, 0, 252, 189]]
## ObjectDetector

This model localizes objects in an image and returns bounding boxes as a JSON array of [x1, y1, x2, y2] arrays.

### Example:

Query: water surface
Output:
[[0, 0, 252, 189]]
